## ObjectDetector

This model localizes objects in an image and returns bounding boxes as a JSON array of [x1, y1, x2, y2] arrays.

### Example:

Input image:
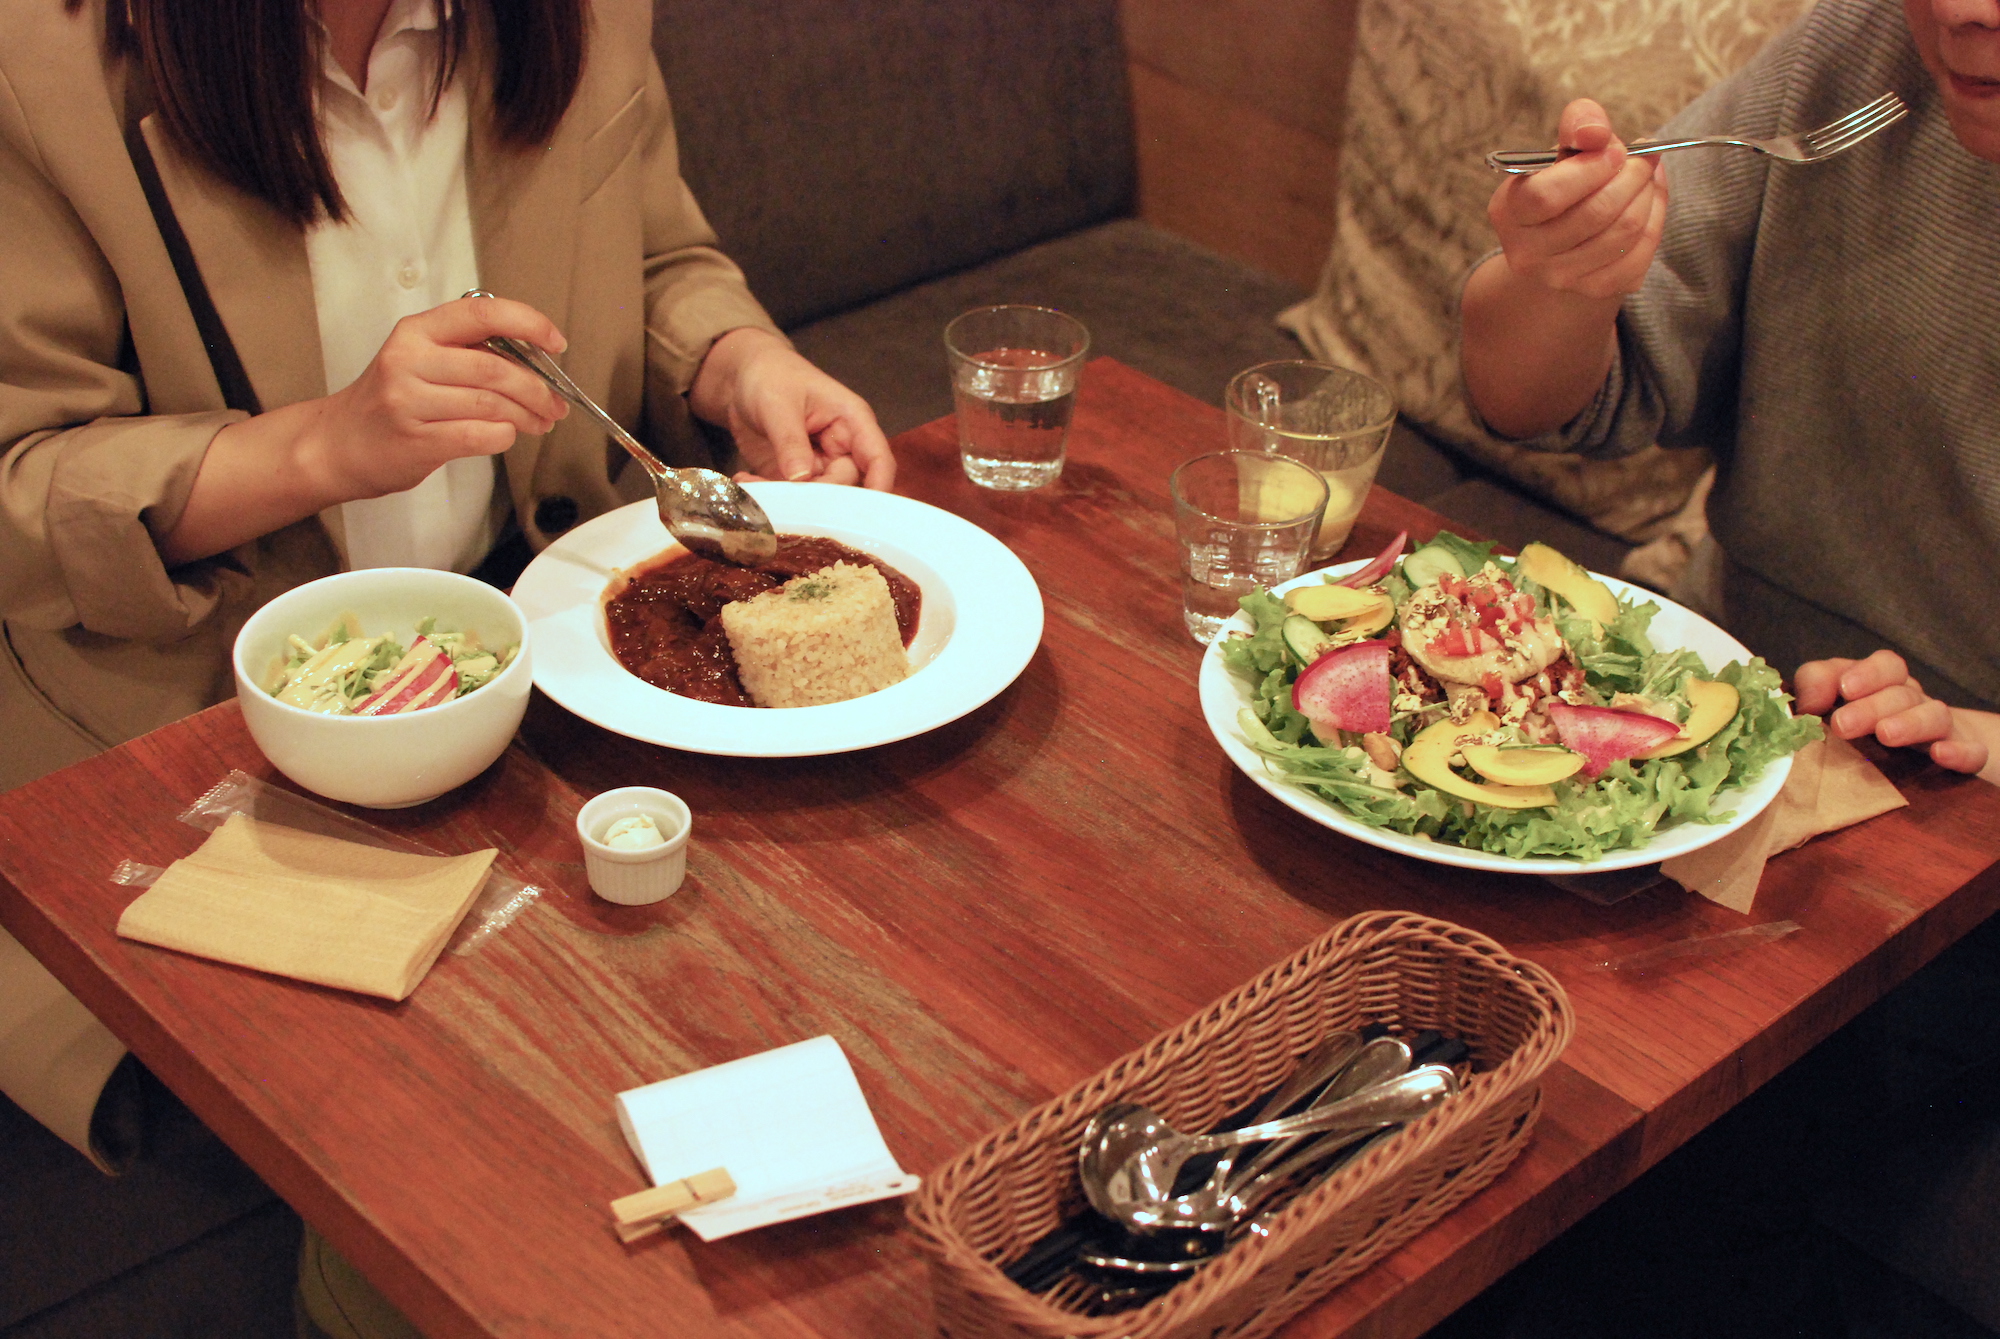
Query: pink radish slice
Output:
[[1337, 531, 1408, 589], [1545, 703, 1680, 778], [1292, 640, 1391, 735], [354, 638, 460, 716]]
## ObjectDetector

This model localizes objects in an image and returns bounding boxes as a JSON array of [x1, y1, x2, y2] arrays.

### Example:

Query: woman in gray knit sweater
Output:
[[1459, 0, 1998, 785]]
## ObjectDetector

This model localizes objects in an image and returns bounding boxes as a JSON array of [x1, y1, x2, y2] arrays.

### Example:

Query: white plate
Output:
[[511, 485, 1043, 756], [1197, 561, 1794, 873]]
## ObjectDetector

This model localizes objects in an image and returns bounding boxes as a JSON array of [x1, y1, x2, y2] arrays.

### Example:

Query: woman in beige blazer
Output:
[[0, 0, 893, 1179], [0, 0, 893, 778]]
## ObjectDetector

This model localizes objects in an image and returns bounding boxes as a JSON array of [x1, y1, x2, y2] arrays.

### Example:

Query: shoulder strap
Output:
[[122, 120, 263, 416]]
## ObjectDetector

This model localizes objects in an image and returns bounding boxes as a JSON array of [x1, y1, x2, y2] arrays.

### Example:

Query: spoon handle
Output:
[[1207, 1035, 1404, 1197], [1225, 1125, 1388, 1218], [1202, 1064, 1457, 1148], [1198, 1031, 1362, 1190], [462, 289, 671, 480], [484, 334, 670, 479]]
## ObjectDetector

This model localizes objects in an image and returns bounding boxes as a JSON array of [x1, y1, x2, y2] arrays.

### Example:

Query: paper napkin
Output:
[[1661, 736, 1908, 912], [116, 813, 495, 1000], [616, 1035, 920, 1242]]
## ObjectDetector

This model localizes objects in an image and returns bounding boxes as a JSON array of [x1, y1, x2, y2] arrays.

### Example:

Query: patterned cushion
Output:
[[1280, 0, 1813, 543]]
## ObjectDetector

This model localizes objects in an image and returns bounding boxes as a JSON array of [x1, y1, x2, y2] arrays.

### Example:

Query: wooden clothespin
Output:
[[610, 1166, 736, 1243]]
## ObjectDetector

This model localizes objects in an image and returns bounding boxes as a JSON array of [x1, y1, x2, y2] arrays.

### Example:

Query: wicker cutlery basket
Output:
[[907, 910, 1574, 1339]]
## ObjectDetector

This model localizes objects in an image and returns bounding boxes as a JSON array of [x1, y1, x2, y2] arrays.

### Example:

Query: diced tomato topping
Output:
[[1430, 625, 1496, 658], [1481, 672, 1505, 701], [1512, 593, 1536, 619]]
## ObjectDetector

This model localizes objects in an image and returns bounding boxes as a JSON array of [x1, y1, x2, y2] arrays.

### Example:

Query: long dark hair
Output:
[[74, 0, 586, 226]]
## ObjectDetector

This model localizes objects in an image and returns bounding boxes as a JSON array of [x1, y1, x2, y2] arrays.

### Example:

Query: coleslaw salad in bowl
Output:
[[233, 569, 532, 809], [1198, 533, 1822, 873]]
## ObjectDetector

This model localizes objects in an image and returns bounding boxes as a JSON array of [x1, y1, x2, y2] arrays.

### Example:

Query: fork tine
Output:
[[1819, 105, 1906, 149], [1803, 104, 1908, 157], [1802, 92, 1908, 150], [1818, 91, 1904, 135]]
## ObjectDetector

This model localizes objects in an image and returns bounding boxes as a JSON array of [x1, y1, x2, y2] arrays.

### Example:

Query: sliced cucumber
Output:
[[1237, 707, 1286, 752], [1401, 544, 1465, 588], [1282, 614, 1332, 668]]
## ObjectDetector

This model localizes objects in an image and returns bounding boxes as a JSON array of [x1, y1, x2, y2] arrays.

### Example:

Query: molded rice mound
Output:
[[719, 561, 909, 708]]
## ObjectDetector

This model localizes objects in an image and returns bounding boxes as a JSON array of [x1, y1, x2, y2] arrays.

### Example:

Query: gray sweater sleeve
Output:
[[1536, 22, 1803, 462]]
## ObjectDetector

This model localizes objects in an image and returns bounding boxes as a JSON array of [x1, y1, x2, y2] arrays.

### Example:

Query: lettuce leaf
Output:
[[1219, 589, 1290, 679], [1424, 532, 1502, 577], [1719, 658, 1825, 780], [1553, 597, 1659, 694], [1248, 741, 1455, 833]]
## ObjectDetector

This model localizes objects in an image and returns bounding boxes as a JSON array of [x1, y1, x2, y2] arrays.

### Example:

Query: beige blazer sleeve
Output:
[[636, 56, 786, 391], [0, 13, 247, 644], [0, 0, 787, 748]]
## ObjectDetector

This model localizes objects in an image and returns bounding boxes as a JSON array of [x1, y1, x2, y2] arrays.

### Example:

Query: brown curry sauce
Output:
[[601, 537, 920, 707]]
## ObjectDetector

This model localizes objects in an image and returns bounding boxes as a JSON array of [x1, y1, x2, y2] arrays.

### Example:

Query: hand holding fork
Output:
[[1480, 92, 1907, 299], [1487, 91, 1907, 173]]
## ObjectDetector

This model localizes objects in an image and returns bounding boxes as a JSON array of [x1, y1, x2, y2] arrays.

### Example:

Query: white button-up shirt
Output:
[[307, 0, 494, 573]]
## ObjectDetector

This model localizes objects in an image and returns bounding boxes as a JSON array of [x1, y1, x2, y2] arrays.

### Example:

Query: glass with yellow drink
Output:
[[1225, 361, 1394, 561]]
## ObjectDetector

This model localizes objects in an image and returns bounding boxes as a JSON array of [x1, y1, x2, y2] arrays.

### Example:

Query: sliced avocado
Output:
[[1633, 678, 1740, 759], [1403, 712, 1556, 809], [1339, 593, 1395, 637], [1285, 583, 1385, 622], [1516, 542, 1619, 627], [1460, 743, 1584, 786]]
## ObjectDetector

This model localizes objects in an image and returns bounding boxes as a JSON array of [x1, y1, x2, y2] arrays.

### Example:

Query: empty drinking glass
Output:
[[1170, 451, 1329, 644]]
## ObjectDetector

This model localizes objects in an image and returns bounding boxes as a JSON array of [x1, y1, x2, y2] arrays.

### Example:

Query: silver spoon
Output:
[[1198, 1065, 1461, 1230], [1202, 1037, 1414, 1200], [1190, 1031, 1362, 1205], [462, 290, 778, 565], [1078, 1071, 1457, 1274], [1113, 1034, 1402, 1233], [1080, 1067, 1459, 1230]]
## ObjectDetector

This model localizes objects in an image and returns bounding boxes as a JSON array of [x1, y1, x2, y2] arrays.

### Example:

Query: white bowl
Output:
[[232, 569, 532, 808]]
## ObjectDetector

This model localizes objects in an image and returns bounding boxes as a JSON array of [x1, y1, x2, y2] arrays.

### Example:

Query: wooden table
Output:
[[4, 359, 1998, 1339]]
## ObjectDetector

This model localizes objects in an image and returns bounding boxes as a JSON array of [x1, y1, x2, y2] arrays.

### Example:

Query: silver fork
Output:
[[1485, 90, 1907, 174]]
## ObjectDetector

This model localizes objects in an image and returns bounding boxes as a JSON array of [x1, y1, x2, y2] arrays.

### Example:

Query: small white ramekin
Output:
[[576, 787, 693, 905]]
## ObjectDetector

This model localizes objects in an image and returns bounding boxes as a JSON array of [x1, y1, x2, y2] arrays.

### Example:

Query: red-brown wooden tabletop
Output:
[[3, 359, 1997, 1339]]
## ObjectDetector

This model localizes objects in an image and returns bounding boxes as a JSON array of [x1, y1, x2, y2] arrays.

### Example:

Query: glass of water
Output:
[[944, 306, 1090, 490], [1225, 361, 1394, 561], [1169, 451, 1329, 644]]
